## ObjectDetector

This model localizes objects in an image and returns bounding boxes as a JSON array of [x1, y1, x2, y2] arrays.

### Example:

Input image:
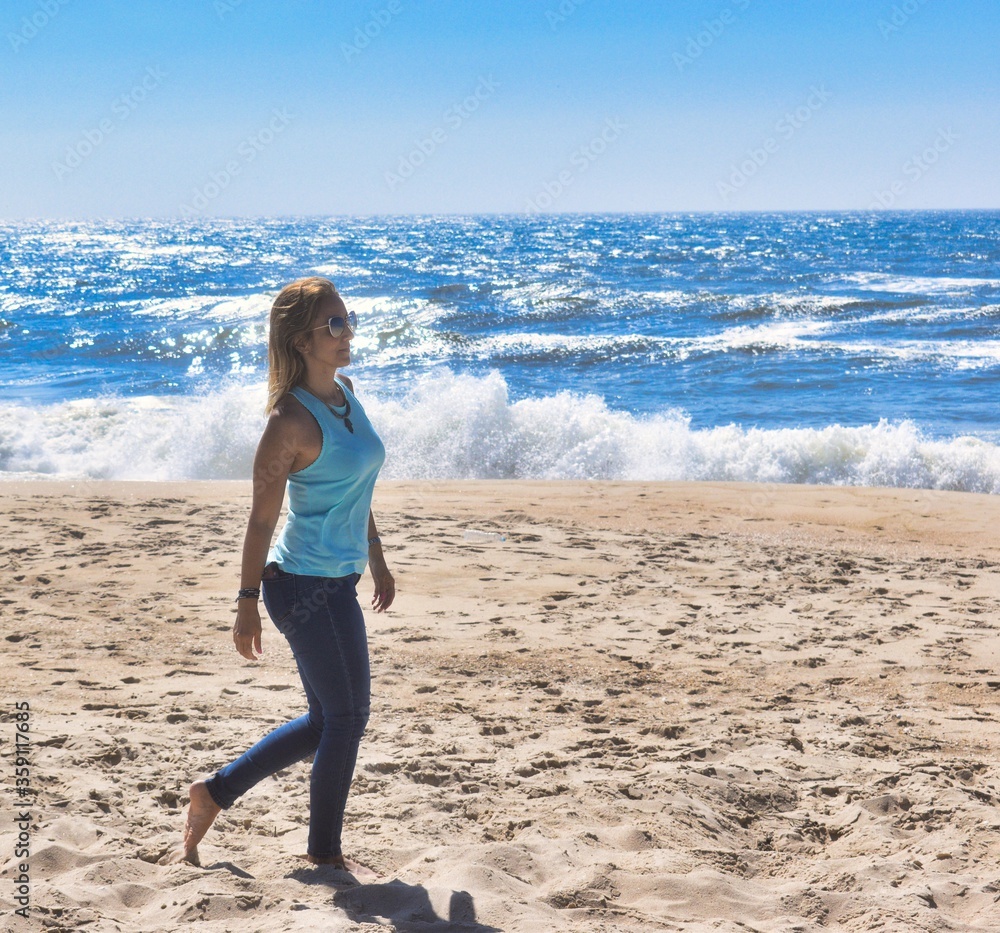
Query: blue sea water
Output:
[[1, 211, 999, 490]]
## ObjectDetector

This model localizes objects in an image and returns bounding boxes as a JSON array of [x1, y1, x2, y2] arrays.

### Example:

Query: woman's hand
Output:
[[233, 601, 263, 660], [369, 558, 395, 613]]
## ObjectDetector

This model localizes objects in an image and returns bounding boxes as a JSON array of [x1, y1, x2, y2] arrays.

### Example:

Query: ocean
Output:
[[2, 211, 999, 491]]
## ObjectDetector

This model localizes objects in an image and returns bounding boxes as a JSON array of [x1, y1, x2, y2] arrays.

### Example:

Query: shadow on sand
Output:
[[201, 860, 255, 879], [292, 869, 503, 931]]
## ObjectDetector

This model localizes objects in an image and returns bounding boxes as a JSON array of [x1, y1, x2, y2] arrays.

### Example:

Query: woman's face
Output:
[[301, 294, 354, 368]]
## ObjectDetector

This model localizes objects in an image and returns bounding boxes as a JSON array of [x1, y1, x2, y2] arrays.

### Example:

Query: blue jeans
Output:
[[205, 566, 370, 858]]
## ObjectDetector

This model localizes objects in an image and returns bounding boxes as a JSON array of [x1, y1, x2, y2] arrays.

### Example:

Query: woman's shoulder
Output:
[[256, 393, 322, 474], [270, 389, 306, 419], [266, 391, 319, 440]]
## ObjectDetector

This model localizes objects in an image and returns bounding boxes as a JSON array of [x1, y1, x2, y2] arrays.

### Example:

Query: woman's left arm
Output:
[[367, 510, 395, 612]]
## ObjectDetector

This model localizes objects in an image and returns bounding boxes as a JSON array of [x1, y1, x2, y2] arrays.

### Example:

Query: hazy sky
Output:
[[2, 0, 997, 217]]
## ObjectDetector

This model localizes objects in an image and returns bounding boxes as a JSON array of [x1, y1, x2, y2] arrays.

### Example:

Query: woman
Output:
[[168, 276, 394, 870]]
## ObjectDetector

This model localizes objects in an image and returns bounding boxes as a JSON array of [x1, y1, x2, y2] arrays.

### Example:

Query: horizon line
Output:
[[3, 207, 999, 224]]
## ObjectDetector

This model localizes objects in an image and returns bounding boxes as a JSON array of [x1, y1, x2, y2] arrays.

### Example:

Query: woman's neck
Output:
[[300, 369, 343, 406]]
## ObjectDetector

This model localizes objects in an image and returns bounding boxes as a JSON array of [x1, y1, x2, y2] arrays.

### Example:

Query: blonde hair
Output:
[[266, 277, 339, 414]]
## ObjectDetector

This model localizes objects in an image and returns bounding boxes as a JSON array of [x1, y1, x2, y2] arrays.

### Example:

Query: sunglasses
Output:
[[308, 310, 357, 338]]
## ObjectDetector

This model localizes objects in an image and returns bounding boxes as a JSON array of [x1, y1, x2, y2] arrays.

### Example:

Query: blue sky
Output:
[[1, 0, 997, 217]]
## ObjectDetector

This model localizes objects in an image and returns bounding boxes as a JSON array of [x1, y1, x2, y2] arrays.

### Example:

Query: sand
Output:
[[1, 479, 999, 932]]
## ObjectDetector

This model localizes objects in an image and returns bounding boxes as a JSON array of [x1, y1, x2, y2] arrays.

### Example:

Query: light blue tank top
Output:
[[268, 379, 385, 578]]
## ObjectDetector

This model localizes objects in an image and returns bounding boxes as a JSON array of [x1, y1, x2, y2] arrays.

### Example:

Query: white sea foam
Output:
[[133, 294, 274, 322], [1, 371, 998, 492], [0, 386, 266, 481], [435, 322, 835, 364], [366, 321, 1000, 370], [313, 262, 374, 279], [845, 272, 1000, 296], [842, 303, 1000, 327]]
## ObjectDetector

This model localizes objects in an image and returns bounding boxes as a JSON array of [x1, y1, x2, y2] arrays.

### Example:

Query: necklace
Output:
[[326, 386, 354, 433]]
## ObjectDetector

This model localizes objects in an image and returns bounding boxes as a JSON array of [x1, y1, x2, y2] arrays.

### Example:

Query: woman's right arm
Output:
[[232, 412, 299, 661]]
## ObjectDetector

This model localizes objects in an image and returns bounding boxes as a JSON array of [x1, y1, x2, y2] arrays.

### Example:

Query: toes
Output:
[[158, 845, 200, 867]]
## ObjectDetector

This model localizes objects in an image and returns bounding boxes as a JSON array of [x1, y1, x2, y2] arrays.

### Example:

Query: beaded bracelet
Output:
[[236, 587, 261, 601], [368, 536, 382, 547]]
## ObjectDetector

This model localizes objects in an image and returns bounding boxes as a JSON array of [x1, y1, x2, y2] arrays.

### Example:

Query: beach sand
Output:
[[1, 479, 999, 932]]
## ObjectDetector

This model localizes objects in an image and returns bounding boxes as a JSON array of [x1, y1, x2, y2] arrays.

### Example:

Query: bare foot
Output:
[[160, 780, 221, 866], [297, 852, 347, 869]]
